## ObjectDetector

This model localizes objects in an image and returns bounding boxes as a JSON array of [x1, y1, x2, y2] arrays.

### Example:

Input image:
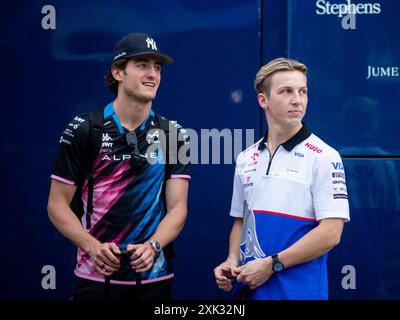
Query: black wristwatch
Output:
[[271, 253, 284, 273]]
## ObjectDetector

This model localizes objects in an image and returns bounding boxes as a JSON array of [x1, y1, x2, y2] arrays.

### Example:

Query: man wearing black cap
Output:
[[47, 33, 190, 300]]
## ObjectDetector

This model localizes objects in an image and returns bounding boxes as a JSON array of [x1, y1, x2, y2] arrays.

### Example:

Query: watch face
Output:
[[150, 240, 161, 252], [273, 262, 284, 272], [154, 242, 161, 252]]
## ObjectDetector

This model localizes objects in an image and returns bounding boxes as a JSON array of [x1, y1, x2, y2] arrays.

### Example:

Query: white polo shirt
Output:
[[230, 124, 350, 300]]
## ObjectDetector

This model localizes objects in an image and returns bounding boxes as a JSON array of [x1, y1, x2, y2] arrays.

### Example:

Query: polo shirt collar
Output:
[[104, 102, 156, 134], [258, 123, 312, 152]]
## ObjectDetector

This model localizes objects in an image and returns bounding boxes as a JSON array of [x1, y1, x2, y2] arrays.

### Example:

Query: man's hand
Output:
[[89, 242, 121, 276], [127, 243, 156, 273], [234, 257, 273, 290], [214, 258, 239, 292]]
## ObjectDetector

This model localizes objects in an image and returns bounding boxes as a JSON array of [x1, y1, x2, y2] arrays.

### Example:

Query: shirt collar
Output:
[[258, 122, 312, 152], [104, 102, 155, 134], [139, 109, 155, 131]]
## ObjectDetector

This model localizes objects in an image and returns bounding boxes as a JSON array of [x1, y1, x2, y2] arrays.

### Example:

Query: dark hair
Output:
[[104, 59, 129, 96]]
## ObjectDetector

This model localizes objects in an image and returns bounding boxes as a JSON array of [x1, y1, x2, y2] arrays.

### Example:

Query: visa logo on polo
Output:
[[305, 142, 323, 153], [331, 162, 344, 170]]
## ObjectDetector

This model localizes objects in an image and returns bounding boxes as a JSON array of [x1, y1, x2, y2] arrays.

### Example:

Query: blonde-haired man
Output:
[[214, 58, 350, 300]]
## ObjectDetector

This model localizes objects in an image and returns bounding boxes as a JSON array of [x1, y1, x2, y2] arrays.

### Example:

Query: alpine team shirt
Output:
[[51, 102, 190, 285], [230, 124, 350, 300]]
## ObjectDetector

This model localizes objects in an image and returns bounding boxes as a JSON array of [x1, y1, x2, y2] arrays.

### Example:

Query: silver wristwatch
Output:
[[148, 239, 162, 253]]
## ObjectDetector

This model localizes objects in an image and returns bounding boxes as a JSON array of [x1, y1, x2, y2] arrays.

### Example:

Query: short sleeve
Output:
[[312, 151, 350, 222], [230, 160, 245, 218], [165, 122, 191, 180], [51, 114, 90, 186]]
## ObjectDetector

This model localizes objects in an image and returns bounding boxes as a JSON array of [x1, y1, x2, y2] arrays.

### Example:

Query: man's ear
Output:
[[111, 67, 123, 81], [257, 92, 268, 110]]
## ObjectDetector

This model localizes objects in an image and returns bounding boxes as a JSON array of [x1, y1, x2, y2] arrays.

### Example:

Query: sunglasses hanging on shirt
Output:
[[126, 131, 145, 166]]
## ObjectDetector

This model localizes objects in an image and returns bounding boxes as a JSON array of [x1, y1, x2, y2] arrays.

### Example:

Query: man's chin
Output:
[[129, 94, 156, 103], [143, 95, 155, 103], [285, 119, 303, 129], [142, 92, 157, 102]]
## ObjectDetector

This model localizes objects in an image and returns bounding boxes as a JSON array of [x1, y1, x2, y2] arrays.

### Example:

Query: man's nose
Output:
[[291, 92, 302, 104], [146, 66, 158, 78]]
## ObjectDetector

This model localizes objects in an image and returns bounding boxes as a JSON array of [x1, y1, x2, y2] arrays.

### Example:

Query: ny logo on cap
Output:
[[146, 37, 157, 50]]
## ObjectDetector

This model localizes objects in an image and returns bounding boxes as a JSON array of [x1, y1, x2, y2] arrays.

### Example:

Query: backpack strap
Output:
[[155, 114, 170, 166], [154, 114, 176, 260], [85, 109, 104, 229]]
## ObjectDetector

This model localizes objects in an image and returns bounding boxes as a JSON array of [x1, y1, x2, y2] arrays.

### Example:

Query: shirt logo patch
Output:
[[250, 152, 259, 162], [146, 130, 160, 144], [243, 176, 253, 188], [101, 133, 113, 148], [247, 152, 259, 168], [240, 202, 266, 262], [334, 194, 348, 199], [305, 142, 323, 153], [102, 133, 113, 142], [331, 162, 344, 171], [332, 172, 345, 179]]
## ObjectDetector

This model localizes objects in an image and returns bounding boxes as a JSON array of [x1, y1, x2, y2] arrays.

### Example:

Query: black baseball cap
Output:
[[112, 33, 173, 65]]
